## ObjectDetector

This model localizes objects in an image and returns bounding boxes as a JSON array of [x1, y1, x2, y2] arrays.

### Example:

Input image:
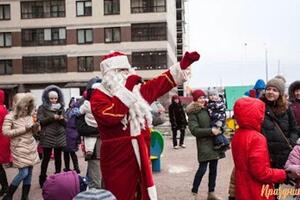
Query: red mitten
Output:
[[180, 51, 200, 69], [125, 75, 143, 91]]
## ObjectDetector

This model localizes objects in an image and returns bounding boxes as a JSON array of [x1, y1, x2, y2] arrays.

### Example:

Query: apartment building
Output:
[[0, 0, 188, 106]]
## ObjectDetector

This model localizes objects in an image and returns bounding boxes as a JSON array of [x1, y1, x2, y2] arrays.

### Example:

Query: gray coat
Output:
[[38, 85, 66, 148]]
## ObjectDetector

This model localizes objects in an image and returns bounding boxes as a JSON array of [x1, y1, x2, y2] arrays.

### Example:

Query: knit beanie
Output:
[[207, 88, 218, 96], [191, 89, 206, 101], [266, 78, 285, 96], [73, 188, 117, 200], [274, 75, 286, 83], [48, 90, 58, 99]]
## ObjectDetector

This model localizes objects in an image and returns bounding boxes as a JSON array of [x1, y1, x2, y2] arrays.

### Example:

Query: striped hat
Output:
[[73, 189, 117, 200]]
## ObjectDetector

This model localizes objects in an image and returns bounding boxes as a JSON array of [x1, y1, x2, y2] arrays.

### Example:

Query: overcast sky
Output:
[[187, 0, 300, 88]]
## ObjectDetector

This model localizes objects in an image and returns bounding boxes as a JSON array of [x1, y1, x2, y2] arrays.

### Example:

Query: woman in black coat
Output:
[[260, 78, 299, 170], [37, 85, 66, 188], [168, 95, 188, 149]]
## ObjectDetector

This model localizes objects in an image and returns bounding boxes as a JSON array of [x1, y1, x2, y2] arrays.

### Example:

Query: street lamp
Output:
[[264, 44, 269, 82]]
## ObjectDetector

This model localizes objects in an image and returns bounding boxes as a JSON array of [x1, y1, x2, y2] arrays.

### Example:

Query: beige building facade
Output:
[[0, 0, 188, 106]]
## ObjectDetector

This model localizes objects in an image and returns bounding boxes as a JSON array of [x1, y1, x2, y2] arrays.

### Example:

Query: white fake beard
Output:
[[102, 70, 153, 135]]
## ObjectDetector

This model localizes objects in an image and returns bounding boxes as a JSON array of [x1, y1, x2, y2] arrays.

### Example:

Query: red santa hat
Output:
[[100, 51, 131, 75]]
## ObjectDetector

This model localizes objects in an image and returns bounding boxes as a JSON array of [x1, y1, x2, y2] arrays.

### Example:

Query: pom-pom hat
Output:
[[100, 51, 131, 75]]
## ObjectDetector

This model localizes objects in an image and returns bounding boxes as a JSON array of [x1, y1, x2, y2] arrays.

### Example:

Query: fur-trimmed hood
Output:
[[186, 102, 204, 114], [41, 85, 65, 109], [288, 81, 300, 102], [12, 93, 35, 119]]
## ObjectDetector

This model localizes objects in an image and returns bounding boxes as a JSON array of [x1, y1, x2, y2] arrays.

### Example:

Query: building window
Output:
[[78, 56, 93, 72], [132, 51, 167, 70], [0, 33, 12, 47], [22, 28, 66, 46], [23, 56, 67, 74], [0, 60, 12, 75], [77, 29, 93, 44], [0, 5, 10, 20], [104, 27, 120, 43], [21, 0, 65, 19], [76, 0, 92, 16], [177, 84, 184, 96], [104, 0, 120, 15], [131, 0, 166, 13], [132, 23, 167, 41]]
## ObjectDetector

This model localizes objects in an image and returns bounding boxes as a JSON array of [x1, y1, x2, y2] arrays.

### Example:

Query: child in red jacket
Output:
[[232, 97, 289, 200]]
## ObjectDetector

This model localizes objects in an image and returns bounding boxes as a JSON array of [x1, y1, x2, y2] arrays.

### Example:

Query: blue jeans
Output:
[[192, 160, 218, 193], [11, 167, 33, 186]]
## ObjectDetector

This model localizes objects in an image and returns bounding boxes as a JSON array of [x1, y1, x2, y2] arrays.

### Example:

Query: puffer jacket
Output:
[[2, 93, 40, 168], [232, 97, 286, 200], [0, 89, 10, 164], [38, 85, 66, 148], [64, 104, 80, 152], [186, 102, 225, 162], [288, 80, 300, 126], [261, 102, 299, 169], [284, 138, 300, 188]]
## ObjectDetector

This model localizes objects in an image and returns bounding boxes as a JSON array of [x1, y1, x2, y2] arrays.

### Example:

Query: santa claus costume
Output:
[[90, 51, 200, 200]]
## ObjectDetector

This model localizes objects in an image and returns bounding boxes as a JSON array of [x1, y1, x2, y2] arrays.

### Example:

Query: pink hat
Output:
[[100, 51, 131, 75], [192, 89, 206, 101]]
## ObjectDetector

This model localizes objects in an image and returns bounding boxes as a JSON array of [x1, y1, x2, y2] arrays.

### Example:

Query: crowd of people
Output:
[[0, 49, 300, 200], [0, 50, 200, 200]]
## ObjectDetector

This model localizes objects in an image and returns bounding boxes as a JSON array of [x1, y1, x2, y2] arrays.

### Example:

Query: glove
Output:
[[180, 51, 200, 70], [125, 75, 143, 91]]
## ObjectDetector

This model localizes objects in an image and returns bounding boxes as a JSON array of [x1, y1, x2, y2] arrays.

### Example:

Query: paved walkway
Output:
[[3, 135, 234, 200]]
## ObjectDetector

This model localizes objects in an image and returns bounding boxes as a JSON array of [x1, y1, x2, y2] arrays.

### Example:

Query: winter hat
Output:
[[48, 90, 58, 99], [172, 95, 180, 101], [274, 75, 286, 83], [100, 51, 131, 75], [42, 171, 80, 200], [86, 76, 101, 90], [266, 78, 285, 96], [73, 188, 117, 200], [191, 89, 206, 101], [207, 88, 218, 96], [288, 80, 300, 102]]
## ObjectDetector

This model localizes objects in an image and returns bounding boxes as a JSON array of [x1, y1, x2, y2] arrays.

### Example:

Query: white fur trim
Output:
[[94, 84, 113, 97], [131, 139, 141, 168], [114, 88, 137, 108], [100, 55, 131, 75], [148, 185, 157, 200], [169, 63, 189, 85], [91, 82, 101, 89]]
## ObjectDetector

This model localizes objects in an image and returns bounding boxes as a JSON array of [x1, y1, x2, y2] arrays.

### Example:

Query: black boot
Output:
[[0, 165, 8, 196], [39, 175, 47, 188], [2, 185, 18, 200], [73, 161, 81, 174], [0, 185, 8, 197], [21, 185, 31, 200], [0, 175, 8, 197]]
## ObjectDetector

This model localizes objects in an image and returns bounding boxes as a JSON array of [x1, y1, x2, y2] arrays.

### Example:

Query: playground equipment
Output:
[[150, 130, 164, 172]]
